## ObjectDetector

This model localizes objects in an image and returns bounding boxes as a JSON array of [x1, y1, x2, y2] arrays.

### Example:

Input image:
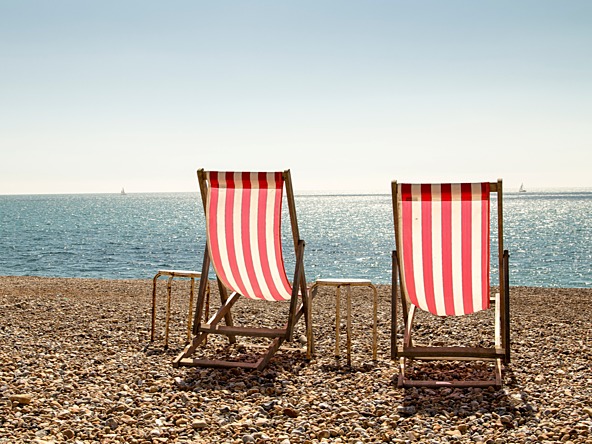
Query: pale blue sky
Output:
[[1, 1, 591, 194]]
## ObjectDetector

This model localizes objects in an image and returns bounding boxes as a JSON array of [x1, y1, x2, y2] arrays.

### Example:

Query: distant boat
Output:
[[519, 183, 526, 193], [121, 187, 126, 195]]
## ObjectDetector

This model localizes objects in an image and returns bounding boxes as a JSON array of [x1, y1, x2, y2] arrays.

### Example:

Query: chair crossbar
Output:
[[199, 325, 287, 338], [397, 345, 506, 360]]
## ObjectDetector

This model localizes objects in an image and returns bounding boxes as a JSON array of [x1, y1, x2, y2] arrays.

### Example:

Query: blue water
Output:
[[0, 191, 590, 287]]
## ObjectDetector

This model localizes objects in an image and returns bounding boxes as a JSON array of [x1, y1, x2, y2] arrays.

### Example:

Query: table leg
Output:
[[371, 284, 378, 360], [187, 277, 195, 344], [165, 275, 173, 349], [204, 282, 210, 345], [335, 286, 341, 358], [308, 285, 316, 358], [151, 275, 158, 342], [346, 285, 352, 366]]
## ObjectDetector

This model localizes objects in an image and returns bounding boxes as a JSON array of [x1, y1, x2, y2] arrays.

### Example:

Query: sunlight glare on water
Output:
[[1, 190, 590, 287]]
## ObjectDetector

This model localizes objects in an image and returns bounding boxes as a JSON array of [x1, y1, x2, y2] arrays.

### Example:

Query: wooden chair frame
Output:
[[173, 169, 312, 370], [391, 179, 510, 388]]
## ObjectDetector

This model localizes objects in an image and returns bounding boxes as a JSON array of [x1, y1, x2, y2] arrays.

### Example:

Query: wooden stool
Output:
[[150, 269, 209, 349], [310, 278, 378, 365]]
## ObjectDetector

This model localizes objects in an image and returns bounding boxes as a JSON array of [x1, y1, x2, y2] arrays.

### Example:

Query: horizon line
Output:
[[2, 186, 592, 197]]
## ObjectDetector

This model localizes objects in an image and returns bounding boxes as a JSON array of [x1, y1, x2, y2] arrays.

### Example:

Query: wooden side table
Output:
[[310, 278, 378, 365], [150, 269, 209, 349]]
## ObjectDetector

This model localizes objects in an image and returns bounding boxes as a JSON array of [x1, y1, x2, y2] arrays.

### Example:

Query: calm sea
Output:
[[0, 190, 590, 288]]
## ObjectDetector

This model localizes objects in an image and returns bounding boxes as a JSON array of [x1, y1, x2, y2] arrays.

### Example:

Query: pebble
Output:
[[1, 278, 592, 443], [397, 405, 416, 416], [318, 430, 330, 438], [192, 419, 208, 429], [446, 430, 462, 437], [9, 394, 32, 405], [149, 429, 161, 437], [283, 407, 299, 418]]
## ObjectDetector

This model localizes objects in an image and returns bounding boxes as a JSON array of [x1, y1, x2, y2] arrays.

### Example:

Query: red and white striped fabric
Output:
[[205, 171, 293, 301], [397, 183, 491, 316]]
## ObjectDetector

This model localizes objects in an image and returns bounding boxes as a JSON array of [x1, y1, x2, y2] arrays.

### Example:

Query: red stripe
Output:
[[481, 182, 490, 310], [440, 184, 455, 315], [209, 171, 220, 188], [420, 184, 436, 314], [240, 173, 263, 299], [460, 183, 474, 314], [400, 184, 418, 307]]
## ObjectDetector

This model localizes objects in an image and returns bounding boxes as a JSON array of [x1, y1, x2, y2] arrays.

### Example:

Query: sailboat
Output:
[[519, 183, 526, 193], [121, 187, 126, 195]]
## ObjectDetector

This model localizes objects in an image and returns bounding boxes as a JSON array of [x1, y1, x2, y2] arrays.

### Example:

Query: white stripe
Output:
[[430, 184, 446, 316], [450, 184, 464, 316], [410, 184, 427, 312], [232, 173, 256, 299], [216, 173, 227, 188], [471, 183, 484, 311]]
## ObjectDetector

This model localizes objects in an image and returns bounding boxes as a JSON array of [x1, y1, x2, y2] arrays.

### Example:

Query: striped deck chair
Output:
[[174, 169, 312, 370], [391, 180, 510, 388]]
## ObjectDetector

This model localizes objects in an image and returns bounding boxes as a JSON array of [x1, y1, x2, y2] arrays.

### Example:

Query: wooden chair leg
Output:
[[403, 305, 416, 348], [503, 250, 511, 364], [173, 292, 241, 368], [300, 284, 313, 359], [217, 280, 236, 344], [192, 248, 211, 336], [286, 240, 305, 342], [391, 251, 399, 360]]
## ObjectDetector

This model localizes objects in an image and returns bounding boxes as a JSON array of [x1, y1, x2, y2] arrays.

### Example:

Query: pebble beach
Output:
[[1, 276, 591, 443]]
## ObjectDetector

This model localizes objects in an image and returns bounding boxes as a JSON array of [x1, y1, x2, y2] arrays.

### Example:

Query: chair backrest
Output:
[[202, 171, 294, 301], [394, 182, 495, 316]]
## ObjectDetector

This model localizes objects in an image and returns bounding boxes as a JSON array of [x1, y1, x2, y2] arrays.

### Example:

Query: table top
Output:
[[313, 278, 374, 286], [155, 269, 202, 278]]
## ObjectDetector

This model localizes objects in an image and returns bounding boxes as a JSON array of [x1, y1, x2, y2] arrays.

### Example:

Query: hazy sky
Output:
[[1, 1, 591, 194]]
